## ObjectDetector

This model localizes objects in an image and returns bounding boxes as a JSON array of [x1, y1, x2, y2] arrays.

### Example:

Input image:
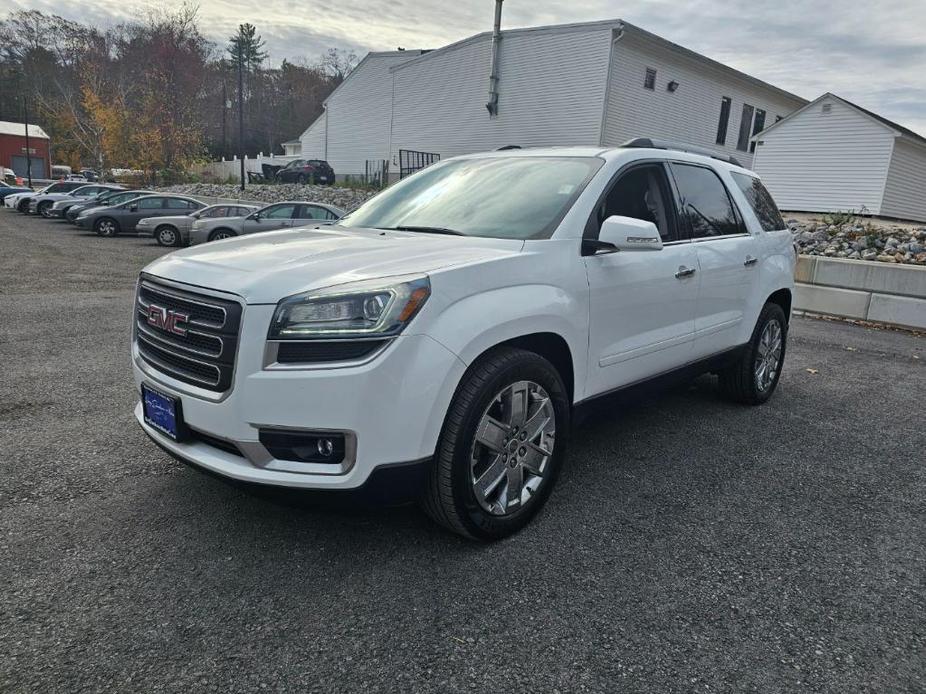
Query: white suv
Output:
[[133, 141, 794, 540]]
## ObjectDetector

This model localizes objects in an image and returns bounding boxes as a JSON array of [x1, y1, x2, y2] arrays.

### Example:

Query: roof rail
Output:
[[620, 138, 744, 168]]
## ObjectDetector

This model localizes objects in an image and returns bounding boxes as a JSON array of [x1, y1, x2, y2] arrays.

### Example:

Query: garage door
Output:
[[11, 155, 46, 178]]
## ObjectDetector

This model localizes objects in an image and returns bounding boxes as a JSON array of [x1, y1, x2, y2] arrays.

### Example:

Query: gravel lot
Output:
[[1, 212, 924, 693]]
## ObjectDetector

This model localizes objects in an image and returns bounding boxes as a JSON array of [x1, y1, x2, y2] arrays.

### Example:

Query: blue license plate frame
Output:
[[142, 384, 184, 441]]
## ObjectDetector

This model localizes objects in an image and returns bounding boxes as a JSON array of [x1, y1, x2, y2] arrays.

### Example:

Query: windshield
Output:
[[337, 156, 603, 239]]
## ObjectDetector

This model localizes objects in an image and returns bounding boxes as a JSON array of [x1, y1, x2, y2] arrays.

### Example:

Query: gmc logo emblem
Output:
[[147, 304, 189, 336]]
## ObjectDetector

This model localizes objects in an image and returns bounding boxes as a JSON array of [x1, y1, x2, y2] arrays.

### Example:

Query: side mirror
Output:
[[128, 204, 138, 212], [592, 215, 664, 254], [248, 212, 260, 220]]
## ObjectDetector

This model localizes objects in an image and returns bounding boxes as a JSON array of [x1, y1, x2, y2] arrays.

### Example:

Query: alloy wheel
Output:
[[754, 318, 783, 392], [469, 380, 556, 516], [157, 227, 177, 246], [98, 220, 116, 236]]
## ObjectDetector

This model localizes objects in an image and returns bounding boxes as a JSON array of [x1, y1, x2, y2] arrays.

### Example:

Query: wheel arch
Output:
[[208, 226, 237, 240], [766, 288, 792, 323], [469, 332, 575, 405]]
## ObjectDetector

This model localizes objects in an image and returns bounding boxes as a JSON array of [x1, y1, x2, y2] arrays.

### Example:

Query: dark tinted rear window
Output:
[[670, 163, 744, 239], [731, 173, 786, 231]]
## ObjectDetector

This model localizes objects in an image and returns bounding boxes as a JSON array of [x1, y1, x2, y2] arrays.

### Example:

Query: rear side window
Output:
[[670, 163, 744, 239], [731, 173, 786, 231], [136, 197, 163, 209], [165, 198, 193, 209]]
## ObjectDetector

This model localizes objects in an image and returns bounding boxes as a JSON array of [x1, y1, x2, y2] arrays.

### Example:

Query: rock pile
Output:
[[157, 183, 379, 212], [788, 220, 926, 265]]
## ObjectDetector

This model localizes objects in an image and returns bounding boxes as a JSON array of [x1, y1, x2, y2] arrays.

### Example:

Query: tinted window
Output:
[[671, 164, 743, 239], [731, 173, 785, 231], [236, 207, 254, 216], [136, 197, 163, 209], [296, 205, 329, 220], [164, 198, 193, 209], [595, 164, 677, 242], [263, 204, 296, 219], [340, 156, 603, 240]]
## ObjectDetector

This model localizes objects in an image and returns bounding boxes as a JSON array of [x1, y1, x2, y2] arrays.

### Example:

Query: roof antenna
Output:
[[486, 0, 503, 116]]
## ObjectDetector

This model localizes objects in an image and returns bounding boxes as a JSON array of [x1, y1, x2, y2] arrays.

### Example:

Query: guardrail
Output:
[[794, 256, 926, 330]]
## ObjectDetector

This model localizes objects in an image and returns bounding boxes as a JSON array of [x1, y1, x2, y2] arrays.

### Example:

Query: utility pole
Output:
[[238, 44, 245, 192], [23, 94, 32, 187], [221, 81, 227, 158]]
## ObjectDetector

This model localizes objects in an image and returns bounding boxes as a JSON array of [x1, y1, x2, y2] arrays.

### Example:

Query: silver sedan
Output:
[[188, 201, 344, 246], [137, 203, 259, 247]]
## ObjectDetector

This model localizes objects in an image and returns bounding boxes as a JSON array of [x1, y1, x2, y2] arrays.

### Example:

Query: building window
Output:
[[644, 68, 656, 90], [822, 103, 832, 114], [716, 97, 732, 145], [749, 109, 766, 152], [736, 103, 755, 152]]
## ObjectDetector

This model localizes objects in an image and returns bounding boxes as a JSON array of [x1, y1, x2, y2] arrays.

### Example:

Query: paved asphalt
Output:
[[1, 211, 923, 693]]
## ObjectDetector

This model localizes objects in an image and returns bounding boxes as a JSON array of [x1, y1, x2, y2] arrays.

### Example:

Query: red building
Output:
[[0, 121, 50, 179]]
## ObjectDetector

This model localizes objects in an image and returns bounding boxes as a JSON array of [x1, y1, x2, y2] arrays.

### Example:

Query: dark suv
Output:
[[275, 159, 335, 185]]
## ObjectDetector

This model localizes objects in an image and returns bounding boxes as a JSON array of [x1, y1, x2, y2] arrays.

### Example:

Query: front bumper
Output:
[[133, 302, 466, 491], [75, 217, 90, 229]]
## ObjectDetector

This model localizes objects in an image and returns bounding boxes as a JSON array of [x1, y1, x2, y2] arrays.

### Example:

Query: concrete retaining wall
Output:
[[794, 256, 926, 329]]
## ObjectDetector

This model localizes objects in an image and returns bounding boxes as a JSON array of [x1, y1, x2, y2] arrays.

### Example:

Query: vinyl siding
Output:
[[321, 52, 421, 175], [603, 33, 805, 169], [389, 25, 614, 164], [752, 96, 895, 214], [299, 113, 326, 159], [880, 138, 926, 222]]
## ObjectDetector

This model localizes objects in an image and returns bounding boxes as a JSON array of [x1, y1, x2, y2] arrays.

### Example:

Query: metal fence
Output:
[[360, 160, 390, 189], [399, 150, 440, 179]]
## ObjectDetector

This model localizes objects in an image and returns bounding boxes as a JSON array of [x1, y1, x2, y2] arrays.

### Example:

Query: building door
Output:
[[11, 155, 46, 178]]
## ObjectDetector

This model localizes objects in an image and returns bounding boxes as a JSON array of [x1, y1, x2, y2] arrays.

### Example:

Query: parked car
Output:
[[31, 184, 124, 218], [0, 184, 32, 202], [76, 194, 205, 236], [2, 168, 18, 185], [138, 203, 259, 247], [65, 174, 87, 182], [188, 201, 343, 245], [66, 189, 155, 223], [10, 181, 86, 212], [274, 159, 336, 185], [79, 168, 100, 182], [131, 141, 795, 540]]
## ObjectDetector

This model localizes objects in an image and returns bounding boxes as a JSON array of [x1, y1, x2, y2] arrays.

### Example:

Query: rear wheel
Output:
[[38, 201, 52, 218], [296, 173, 308, 185], [718, 302, 787, 405], [17, 199, 29, 213], [94, 217, 120, 237], [208, 228, 236, 242], [155, 224, 181, 247], [421, 347, 569, 541]]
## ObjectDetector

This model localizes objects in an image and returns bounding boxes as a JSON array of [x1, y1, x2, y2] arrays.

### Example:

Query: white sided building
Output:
[[299, 19, 807, 179], [752, 93, 926, 221]]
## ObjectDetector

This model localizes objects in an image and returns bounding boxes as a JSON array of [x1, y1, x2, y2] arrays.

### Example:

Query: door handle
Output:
[[675, 266, 696, 279], [744, 256, 758, 267]]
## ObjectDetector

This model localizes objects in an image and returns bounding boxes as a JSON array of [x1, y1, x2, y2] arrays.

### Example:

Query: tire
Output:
[[155, 224, 181, 247], [94, 217, 120, 237], [718, 302, 788, 405], [421, 347, 570, 541], [17, 200, 29, 213], [296, 173, 308, 185], [208, 228, 237, 242], [38, 201, 52, 218]]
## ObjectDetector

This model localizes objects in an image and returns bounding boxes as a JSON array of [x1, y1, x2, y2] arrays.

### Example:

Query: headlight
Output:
[[268, 275, 430, 340]]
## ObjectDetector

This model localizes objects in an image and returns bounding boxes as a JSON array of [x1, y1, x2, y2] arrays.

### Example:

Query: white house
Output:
[[299, 19, 806, 179], [752, 93, 926, 221]]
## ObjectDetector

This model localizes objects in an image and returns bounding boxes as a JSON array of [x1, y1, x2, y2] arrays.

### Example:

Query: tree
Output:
[[320, 47, 359, 82], [227, 23, 267, 74]]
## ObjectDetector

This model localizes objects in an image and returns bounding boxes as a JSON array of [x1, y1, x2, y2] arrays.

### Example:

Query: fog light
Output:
[[258, 429, 347, 464]]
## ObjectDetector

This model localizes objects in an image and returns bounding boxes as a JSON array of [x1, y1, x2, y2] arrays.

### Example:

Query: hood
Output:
[[143, 226, 524, 304]]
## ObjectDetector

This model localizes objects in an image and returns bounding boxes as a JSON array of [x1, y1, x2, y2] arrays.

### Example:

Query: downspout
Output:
[[486, 0, 504, 116], [599, 22, 626, 146]]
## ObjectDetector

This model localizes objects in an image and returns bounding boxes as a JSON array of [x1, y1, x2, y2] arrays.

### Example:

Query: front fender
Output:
[[418, 283, 589, 401]]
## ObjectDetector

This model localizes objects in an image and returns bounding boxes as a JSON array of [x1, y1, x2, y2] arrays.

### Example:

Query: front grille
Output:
[[135, 277, 242, 392]]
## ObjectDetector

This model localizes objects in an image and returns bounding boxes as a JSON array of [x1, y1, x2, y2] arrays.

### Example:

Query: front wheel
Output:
[[421, 347, 570, 541], [94, 217, 120, 237], [208, 228, 237, 242], [718, 302, 787, 405], [38, 201, 52, 218], [155, 224, 180, 247]]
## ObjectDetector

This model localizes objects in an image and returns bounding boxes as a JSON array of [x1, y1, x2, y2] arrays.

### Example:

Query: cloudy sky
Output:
[[12, 0, 926, 134]]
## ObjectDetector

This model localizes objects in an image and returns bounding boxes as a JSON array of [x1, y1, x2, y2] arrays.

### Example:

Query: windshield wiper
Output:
[[381, 225, 465, 236]]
